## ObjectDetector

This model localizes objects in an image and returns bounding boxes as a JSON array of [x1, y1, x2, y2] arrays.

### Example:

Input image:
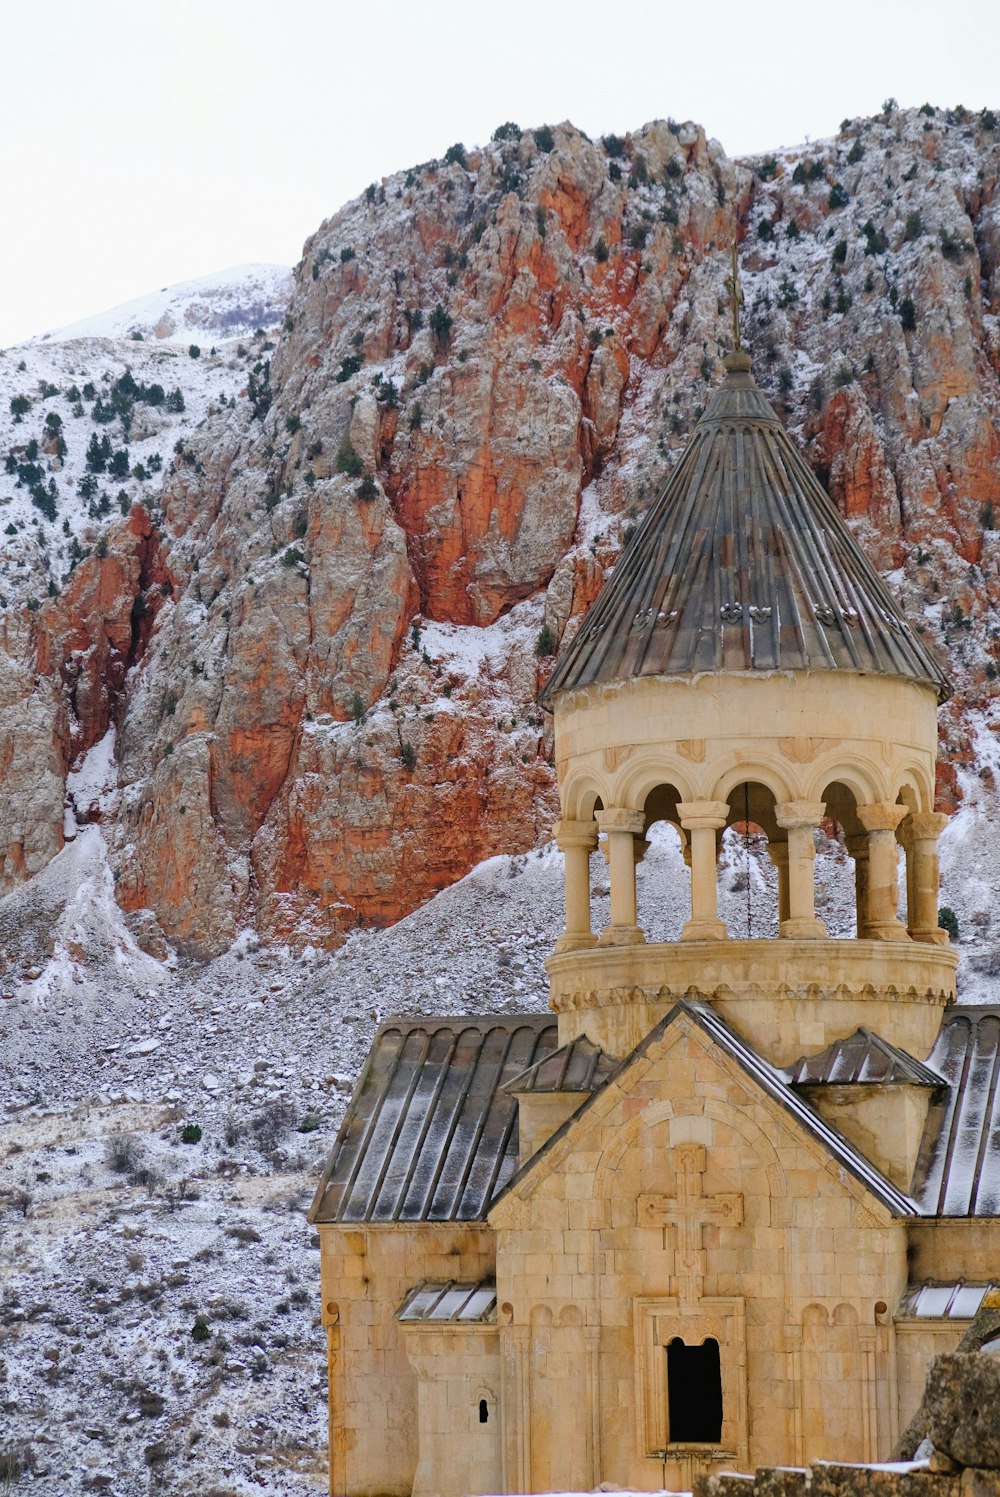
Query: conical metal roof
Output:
[[541, 351, 950, 706]]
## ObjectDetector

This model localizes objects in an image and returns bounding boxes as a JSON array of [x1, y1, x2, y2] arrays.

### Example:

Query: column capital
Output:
[[774, 800, 826, 831], [909, 811, 949, 841], [552, 818, 599, 850], [856, 802, 909, 834], [677, 800, 729, 831], [767, 841, 789, 869], [595, 807, 646, 836]]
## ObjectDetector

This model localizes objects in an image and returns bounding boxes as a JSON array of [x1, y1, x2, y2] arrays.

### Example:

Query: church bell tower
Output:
[[540, 336, 957, 1073]]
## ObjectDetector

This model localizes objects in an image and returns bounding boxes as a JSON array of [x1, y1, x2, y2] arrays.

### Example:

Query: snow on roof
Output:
[[309, 1015, 558, 1224], [913, 1005, 1000, 1215]]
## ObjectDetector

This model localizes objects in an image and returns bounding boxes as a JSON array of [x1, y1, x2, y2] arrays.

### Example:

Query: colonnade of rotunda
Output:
[[553, 780, 947, 954]]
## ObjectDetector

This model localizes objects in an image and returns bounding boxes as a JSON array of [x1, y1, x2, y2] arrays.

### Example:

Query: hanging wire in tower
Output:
[[743, 781, 753, 938]]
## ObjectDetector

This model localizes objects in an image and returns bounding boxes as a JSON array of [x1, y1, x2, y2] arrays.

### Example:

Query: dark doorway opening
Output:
[[667, 1336, 723, 1443]]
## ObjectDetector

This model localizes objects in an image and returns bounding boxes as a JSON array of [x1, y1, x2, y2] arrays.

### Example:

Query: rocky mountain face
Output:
[[3, 104, 1000, 961]]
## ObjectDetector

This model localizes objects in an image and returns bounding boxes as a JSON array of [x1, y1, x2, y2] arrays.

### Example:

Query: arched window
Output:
[[478, 1398, 488, 1424], [667, 1336, 723, 1444]]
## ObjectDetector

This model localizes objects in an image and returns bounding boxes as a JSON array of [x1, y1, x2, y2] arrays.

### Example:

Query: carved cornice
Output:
[[550, 980, 955, 1012]]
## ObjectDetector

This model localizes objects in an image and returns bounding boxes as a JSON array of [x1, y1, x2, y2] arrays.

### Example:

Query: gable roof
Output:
[[785, 1027, 944, 1088], [491, 1000, 918, 1219], [913, 1005, 1000, 1215], [308, 1015, 557, 1224], [541, 351, 949, 707]]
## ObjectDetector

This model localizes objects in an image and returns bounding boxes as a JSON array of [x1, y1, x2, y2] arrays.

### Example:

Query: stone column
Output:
[[552, 818, 599, 954], [856, 803, 910, 941], [767, 841, 790, 925], [677, 801, 729, 941], [846, 834, 871, 938], [907, 811, 950, 944], [774, 801, 828, 939], [898, 821, 915, 932], [595, 807, 646, 946]]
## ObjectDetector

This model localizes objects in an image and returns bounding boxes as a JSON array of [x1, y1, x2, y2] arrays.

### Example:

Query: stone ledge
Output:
[[547, 939, 957, 1010]]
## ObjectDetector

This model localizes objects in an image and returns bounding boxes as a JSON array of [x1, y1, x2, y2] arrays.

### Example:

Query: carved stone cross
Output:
[[637, 1144, 743, 1307]]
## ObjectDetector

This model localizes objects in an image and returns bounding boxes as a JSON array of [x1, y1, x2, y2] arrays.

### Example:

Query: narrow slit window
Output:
[[479, 1398, 488, 1424], [666, 1336, 723, 1444]]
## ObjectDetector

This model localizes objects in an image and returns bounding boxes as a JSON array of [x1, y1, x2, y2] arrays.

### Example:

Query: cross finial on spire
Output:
[[725, 243, 744, 352]]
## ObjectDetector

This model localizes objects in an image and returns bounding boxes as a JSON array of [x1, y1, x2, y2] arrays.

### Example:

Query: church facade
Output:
[[309, 347, 999, 1496]]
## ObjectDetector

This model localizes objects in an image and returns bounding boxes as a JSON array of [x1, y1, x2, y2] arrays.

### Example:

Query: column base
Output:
[[553, 931, 600, 954], [866, 921, 911, 942], [910, 927, 949, 946], [779, 916, 828, 940], [680, 919, 729, 942], [598, 924, 646, 947]]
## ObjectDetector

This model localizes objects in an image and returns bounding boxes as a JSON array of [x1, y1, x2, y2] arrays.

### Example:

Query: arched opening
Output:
[[720, 781, 780, 939], [816, 781, 869, 938], [479, 1398, 489, 1424], [666, 1335, 723, 1444], [637, 783, 690, 942]]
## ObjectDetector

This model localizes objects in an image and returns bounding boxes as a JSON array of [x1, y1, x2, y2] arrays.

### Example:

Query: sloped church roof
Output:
[[541, 351, 949, 704], [310, 1005, 1000, 1225]]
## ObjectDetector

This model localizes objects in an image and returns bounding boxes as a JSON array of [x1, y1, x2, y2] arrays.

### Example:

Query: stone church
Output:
[[309, 344, 999, 1496]]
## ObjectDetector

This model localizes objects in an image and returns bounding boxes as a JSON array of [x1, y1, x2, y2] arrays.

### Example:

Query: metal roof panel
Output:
[[541, 354, 950, 707], [913, 1006, 1000, 1215], [309, 1016, 558, 1224]]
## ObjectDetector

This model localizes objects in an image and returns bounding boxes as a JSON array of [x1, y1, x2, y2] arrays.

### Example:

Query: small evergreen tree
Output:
[[535, 623, 556, 657], [429, 304, 453, 351], [336, 441, 364, 477]]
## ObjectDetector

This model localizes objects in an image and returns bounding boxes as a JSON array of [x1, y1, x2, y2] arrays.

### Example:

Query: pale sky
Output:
[[0, 0, 994, 347]]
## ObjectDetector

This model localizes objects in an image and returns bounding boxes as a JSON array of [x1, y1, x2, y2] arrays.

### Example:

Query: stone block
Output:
[[755, 1468, 809, 1497], [925, 1354, 1000, 1469], [960, 1471, 1000, 1497], [694, 1473, 755, 1497], [808, 1464, 958, 1497]]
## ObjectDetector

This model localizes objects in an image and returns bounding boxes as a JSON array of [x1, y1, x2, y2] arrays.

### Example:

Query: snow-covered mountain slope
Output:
[[0, 267, 291, 608], [35, 264, 292, 345], [0, 725, 990, 1494]]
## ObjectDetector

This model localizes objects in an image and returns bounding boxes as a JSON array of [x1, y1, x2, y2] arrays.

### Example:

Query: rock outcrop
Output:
[[3, 105, 1000, 955]]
